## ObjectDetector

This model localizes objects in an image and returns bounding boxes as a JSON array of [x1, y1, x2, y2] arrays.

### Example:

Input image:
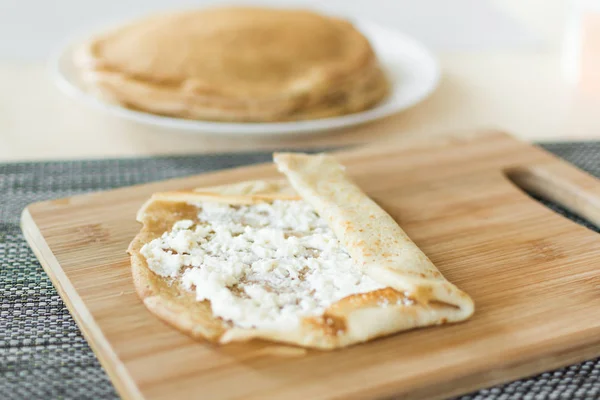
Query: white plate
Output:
[[51, 19, 440, 137]]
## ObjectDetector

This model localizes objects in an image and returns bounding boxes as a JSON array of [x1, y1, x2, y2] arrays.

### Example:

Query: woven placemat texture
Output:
[[1, 144, 600, 400]]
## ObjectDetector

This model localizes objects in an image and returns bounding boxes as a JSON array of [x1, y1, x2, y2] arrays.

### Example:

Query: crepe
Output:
[[128, 154, 474, 349], [75, 7, 390, 122]]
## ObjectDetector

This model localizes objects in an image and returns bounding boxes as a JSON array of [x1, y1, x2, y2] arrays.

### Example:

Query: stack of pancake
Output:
[[74, 7, 390, 122]]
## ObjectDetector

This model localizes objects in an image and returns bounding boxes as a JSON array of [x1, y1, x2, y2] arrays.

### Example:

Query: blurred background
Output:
[[0, 0, 553, 58], [0, 0, 599, 160]]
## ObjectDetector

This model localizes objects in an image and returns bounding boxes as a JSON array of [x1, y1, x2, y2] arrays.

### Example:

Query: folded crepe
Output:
[[128, 153, 474, 349]]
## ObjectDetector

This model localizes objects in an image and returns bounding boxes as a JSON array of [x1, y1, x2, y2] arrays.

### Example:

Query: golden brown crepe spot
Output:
[[142, 201, 199, 235], [327, 288, 415, 316], [406, 282, 434, 304], [305, 313, 347, 337]]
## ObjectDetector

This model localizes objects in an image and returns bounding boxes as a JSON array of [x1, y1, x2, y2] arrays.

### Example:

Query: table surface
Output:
[[6, 142, 600, 400], [1, 0, 599, 162]]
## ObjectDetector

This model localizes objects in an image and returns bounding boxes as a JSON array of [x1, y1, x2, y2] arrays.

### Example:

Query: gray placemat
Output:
[[1, 144, 600, 400]]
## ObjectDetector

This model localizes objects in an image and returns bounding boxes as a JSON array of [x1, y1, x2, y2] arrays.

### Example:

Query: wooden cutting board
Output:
[[21, 130, 600, 400]]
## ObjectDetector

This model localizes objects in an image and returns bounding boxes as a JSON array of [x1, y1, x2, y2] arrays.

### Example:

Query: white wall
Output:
[[0, 0, 541, 60]]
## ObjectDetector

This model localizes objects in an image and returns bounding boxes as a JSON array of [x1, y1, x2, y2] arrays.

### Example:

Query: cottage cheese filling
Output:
[[141, 200, 384, 329]]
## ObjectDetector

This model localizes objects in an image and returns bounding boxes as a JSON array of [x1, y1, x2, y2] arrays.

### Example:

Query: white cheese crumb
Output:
[[141, 200, 384, 329]]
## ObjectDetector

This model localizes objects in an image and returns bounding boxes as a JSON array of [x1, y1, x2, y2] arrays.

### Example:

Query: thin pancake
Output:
[[129, 154, 474, 350], [273, 153, 475, 312], [75, 7, 390, 122], [78, 64, 388, 122]]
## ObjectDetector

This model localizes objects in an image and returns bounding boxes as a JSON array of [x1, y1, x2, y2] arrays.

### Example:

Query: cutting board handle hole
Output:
[[505, 165, 600, 232]]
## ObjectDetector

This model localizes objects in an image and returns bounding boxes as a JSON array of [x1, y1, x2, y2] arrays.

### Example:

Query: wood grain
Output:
[[21, 130, 600, 400]]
